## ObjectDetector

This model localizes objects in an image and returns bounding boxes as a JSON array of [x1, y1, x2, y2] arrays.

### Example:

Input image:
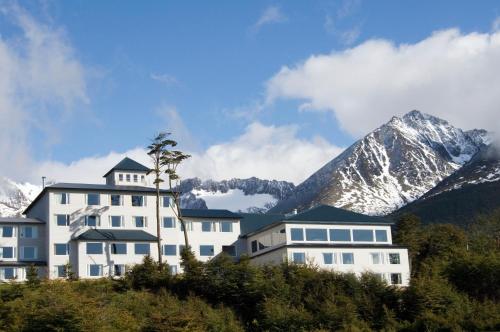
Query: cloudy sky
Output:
[[0, 0, 499, 185]]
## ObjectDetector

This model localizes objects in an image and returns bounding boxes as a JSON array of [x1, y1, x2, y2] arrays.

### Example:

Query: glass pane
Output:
[[131, 196, 144, 207], [330, 229, 351, 241], [323, 253, 333, 264], [4, 268, 15, 279], [57, 265, 66, 277], [87, 194, 100, 205], [55, 244, 68, 255], [375, 230, 388, 242], [199, 245, 214, 256], [251, 241, 258, 253], [290, 228, 304, 241], [342, 253, 354, 264], [57, 215, 69, 226], [89, 265, 101, 276], [293, 252, 306, 263], [135, 217, 145, 227], [391, 273, 402, 285], [134, 243, 150, 255], [114, 265, 125, 276], [111, 195, 121, 206], [371, 253, 381, 264], [112, 243, 127, 254], [86, 243, 103, 254], [352, 230, 374, 242], [2, 226, 13, 237], [222, 245, 236, 256], [202, 222, 212, 232], [2, 247, 13, 258], [163, 245, 177, 256], [162, 196, 171, 207], [86, 216, 98, 227], [163, 217, 175, 228], [111, 216, 122, 227], [23, 247, 35, 259], [221, 221, 232, 232], [305, 229, 328, 241], [24, 227, 33, 238], [389, 253, 400, 264]]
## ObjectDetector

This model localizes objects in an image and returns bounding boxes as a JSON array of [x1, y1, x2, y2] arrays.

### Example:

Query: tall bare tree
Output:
[[147, 132, 191, 268]]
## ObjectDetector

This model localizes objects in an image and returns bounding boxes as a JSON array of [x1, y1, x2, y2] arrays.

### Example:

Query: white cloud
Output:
[[0, 4, 88, 181], [32, 122, 343, 185], [266, 28, 500, 136], [251, 6, 287, 33], [492, 16, 500, 32], [323, 0, 362, 45], [150, 73, 178, 86], [156, 105, 198, 151]]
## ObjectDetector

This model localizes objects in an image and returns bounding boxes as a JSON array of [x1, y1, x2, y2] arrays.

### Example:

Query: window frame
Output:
[[162, 217, 176, 228], [163, 244, 177, 256], [341, 252, 355, 264], [323, 253, 334, 264], [389, 253, 401, 264], [56, 214, 70, 226], [220, 221, 233, 232], [131, 195, 145, 207], [290, 228, 304, 241], [134, 243, 150, 255], [21, 246, 37, 259], [134, 216, 147, 228], [110, 194, 122, 206], [305, 228, 328, 241], [222, 245, 236, 257], [86, 242, 103, 255], [87, 193, 100, 206], [110, 215, 124, 228], [352, 229, 374, 242], [199, 245, 215, 256], [88, 264, 103, 277], [111, 243, 127, 255], [85, 215, 100, 227], [375, 229, 388, 242], [54, 243, 69, 256], [292, 252, 306, 264], [1, 226, 14, 237]]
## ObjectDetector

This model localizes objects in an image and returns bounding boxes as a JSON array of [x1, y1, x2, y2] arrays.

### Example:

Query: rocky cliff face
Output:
[[0, 177, 40, 217]]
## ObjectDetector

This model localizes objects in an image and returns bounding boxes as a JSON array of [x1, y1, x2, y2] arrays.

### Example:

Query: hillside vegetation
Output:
[[0, 210, 499, 331]]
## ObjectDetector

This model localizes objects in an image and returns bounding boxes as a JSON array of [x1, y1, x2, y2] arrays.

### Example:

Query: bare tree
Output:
[[147, 132, 191, 269]]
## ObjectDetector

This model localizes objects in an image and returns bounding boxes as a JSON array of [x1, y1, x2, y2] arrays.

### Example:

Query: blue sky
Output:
[[1, 1, 500, 184]]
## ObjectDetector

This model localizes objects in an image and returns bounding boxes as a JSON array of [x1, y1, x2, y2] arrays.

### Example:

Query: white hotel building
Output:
[[0, 158, 410, 286]]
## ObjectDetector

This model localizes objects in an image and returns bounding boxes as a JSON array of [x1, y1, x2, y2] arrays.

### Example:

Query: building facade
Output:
[[0, 157, 410, 286]]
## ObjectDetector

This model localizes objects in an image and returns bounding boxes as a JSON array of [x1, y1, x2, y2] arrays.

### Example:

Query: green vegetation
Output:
[[0, 210, 499, 331]]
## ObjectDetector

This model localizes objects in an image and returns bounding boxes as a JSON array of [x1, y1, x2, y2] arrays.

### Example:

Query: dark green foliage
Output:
[[124, 255, 171, 291], [25, 264, 40, 288]]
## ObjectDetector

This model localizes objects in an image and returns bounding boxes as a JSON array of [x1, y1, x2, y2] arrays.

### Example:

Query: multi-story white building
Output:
[[0, 157, 410, 286]]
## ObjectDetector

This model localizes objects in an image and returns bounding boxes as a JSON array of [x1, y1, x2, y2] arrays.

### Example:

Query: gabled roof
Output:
[[181, 209, 241, 219], [285, 205, 391, 224], [103, 157, 150, 177], [0, 217, 45, 224], [23, 183, 173, 215], [74, 229, 158, 242], [239, 213, 285, 235]]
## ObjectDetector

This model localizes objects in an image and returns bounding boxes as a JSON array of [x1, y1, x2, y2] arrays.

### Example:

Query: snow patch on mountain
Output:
[[0, 177, 40, 217]]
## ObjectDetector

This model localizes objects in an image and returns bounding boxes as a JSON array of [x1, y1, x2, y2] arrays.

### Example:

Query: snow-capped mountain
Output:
[[0, 177, 40, 217], [270, 110, 489, 216], [178, 177, 295, 213]]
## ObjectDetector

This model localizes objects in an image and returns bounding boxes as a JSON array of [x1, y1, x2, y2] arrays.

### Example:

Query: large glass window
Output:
[[202, 221, 214, 232], [389, 253, 400, 264], [390, 273, 402, 285], [330, 229, 351, 241], [56, 214, 70, 226], [56, 193, 69, 204], [199, 245, 214, 256], [352, 229, 374, 242], [85, 215, 99, 227], [22, 246, 36, 259], [110, 216, 123, 227], [54, 243, 69, 255], [222, 245, 236, 256], [290, 228, 304, 241], [305, 228, 328, 241], [163, 245, 177, 256], [342, 253, 354, 264], [56, 265, 66, 278], [110, 194, 121, 206], [1, 226, 13, 237], [0, 247, 14, 258], [323, 253, 334, 264], [134, 216, 146, 228], [87, 193, 100, 205], [163, 217, 175, 228], [2, 268, 16, 279], [375, 230, 388, 242], [86, 242, 103, 255], [131, 195, 145, 207], [162, 196, 172, 207], [220, 221, 233, 232], [89, 264, 103, 277], [111, 243, 127, 255], [292, 252, 306, 264], [370, 252, 383, 264], [21, 226, 37, 239], [134, 243, 150, 255]]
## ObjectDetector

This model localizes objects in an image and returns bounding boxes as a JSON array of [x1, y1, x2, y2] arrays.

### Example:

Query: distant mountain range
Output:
[[1, 110, 498, 225]]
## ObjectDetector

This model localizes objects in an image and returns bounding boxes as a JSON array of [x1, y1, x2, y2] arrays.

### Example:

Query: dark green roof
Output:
[[181, 209, 241, 219], [103, 157, 150, 177], [75, 229, 158, 242], [286, 205, 391, 224], [239, 213, 285, 235]]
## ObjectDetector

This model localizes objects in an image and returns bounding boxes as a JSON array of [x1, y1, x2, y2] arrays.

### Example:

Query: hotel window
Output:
[[290, 228, 304, 241], [118, 174, 124, 181], [199, 245, 214, 256], [56, 192, 69, 204], [163, 244, 177, 256], [133, 174, 138, 182], [180, 221, 193, 232], [163, 217, 175, 228], [251, 240, 258, 253], [352, 229, 374, 242], [111, 243, 127, 255], [21, 246, 37, 259], [56, 265, 66, 278], [85, 215, 100, 227], [220, 221, 233, 232], [87, 193, 100, 205], [134, 243, 150, 255], [86, 243, 103, 255], [342, 253, 354, 264], [162, 196, 172, 207], [110, 194, 122, 206], [330, 229, 351, 242], [56, 214, 70, 226], [222, 245, 236, 256], [54, 243, 69, 255], [131, 195, 145, 207], [114, 264, 126, 276], [370, 252, 384, 264], [1, 267, 16, 280], [141, 175, 145, 182], [20, 226, 37, 239], [202, 221, 216, 232], [305, 228, 328, 241], [1, 226, 14, 237], [0, 247, 14, 259], [89, 264, 103, 277], [375, 230, 388, 242], [292, 252, 306, 264], [389, 253, 401, 264], [323, 253, 334, 264], [110, 216, 123, 227], [126, 174, 131, 182], [390, 273, 402, 285], [134, 216, 146, 228]]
